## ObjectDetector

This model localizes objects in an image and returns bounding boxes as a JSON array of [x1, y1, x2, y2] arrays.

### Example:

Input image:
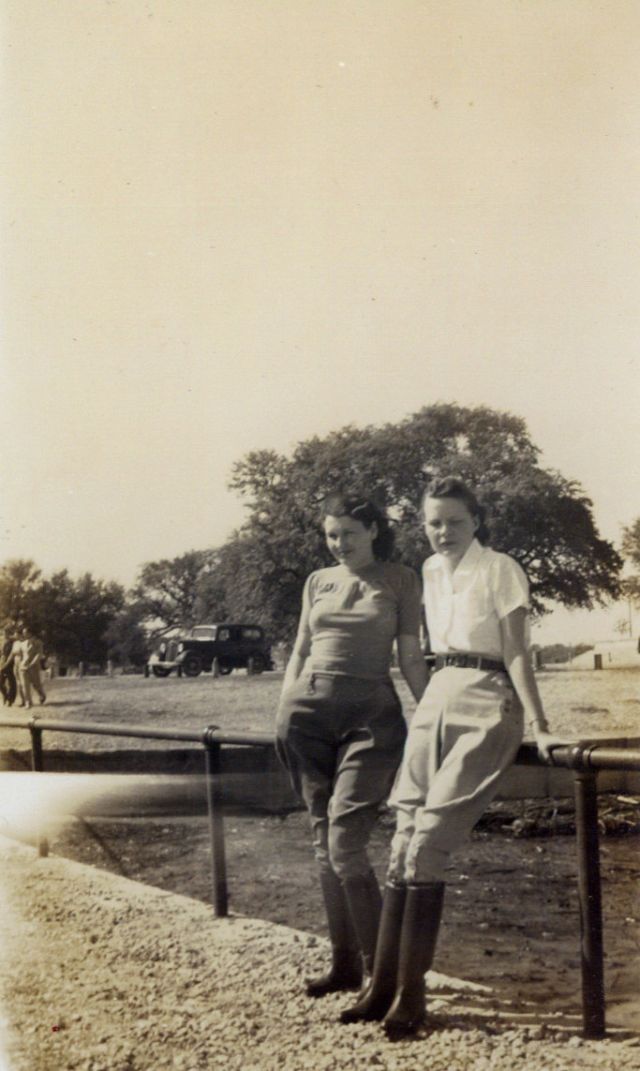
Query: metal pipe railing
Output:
[[0, 714, 273, 747], [574, 770, 605, 1038], [0, 715, 272, 923], [1, 714, 639, 1039]]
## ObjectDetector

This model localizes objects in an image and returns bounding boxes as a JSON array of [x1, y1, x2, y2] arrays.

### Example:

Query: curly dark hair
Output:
[[320, 493, 395, 560], [420, 476, 490, 545]]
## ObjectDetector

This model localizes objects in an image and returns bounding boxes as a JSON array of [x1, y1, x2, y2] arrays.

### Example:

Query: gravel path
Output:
[[1, 836, 638, 1071]]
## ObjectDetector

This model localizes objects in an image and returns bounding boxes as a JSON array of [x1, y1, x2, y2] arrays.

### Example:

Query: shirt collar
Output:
[[453, 538, 485, 575], [424, 538, 485, 578]]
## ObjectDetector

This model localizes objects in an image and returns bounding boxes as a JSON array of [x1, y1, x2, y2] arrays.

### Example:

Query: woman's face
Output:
[[423, 495, 478, 566], [324, 514, 377, 570]]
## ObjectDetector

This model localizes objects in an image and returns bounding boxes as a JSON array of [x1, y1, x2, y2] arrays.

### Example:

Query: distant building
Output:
[[570, 638, 640, 670]]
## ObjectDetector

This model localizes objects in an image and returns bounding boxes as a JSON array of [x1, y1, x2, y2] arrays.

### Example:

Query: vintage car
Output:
[[147, 623, 275, 678]]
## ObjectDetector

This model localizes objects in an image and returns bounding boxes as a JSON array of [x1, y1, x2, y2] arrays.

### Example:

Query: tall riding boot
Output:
[[341, 868, 383, 975], [383, 881, 445, 1039], [340, 880, 407, 1023], [306, 869, 362, 997]]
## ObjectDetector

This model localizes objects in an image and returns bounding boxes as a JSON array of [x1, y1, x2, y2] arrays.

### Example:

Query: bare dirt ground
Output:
[[1, 829, 639, 1071], [0, 670, 639, 1069], [45, 807, 640, 1028]]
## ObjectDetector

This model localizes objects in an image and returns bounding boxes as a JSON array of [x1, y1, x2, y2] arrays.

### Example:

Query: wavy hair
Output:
[[420, 476, 490, 545], [320, 493, 395, 560]]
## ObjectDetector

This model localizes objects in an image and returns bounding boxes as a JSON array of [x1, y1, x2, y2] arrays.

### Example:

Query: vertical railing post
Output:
[[29, 721, 49, 858], [203, 726, 228, 917], [574, 766, 605, 1039]]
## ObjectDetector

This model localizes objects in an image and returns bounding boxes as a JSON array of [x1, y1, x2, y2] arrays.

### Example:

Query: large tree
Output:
[[132, 549, 219, 634], [0, 562, 126, 665], [31, 571, 126, 665], [103, 603, 150, 667], [620, 518, 640, 607], [207, 403, 621, 642], [0, 559, 42, 626]]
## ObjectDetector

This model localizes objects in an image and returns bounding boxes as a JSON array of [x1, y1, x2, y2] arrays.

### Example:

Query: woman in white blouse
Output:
[[341, 476, 561, 1037]]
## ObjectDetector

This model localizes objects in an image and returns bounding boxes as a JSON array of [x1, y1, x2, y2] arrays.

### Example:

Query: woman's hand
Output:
[[387, 829, 411, 883], [279, 646, 308, 700], [501, 609, 565, 764], [396, 634, 429, 703], [533, 727, 568, 764]]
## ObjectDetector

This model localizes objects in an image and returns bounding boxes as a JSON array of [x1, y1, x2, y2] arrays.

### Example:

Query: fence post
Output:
[[574, 766, 606, 1039], [29, 721, 49, 858], [203, 726, 228, 918]]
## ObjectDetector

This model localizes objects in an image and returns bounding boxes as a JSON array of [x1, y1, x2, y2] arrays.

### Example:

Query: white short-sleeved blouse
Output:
[[423, 539, 530, 659]]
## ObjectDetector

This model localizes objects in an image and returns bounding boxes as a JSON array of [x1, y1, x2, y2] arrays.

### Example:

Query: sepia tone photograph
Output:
[[1, 2, 639, 1069]]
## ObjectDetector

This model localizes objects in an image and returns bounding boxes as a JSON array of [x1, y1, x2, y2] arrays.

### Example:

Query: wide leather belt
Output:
[[432, 653, 506, 673]]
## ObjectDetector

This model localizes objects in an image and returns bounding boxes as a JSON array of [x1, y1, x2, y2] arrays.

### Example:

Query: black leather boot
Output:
[[340, 880, 406, 1023], [341, 868, 383, 977], [383, 881, 445, 1039], [305, 869, 363, 997]]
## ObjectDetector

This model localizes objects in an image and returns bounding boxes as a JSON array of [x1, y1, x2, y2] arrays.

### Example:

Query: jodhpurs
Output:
[[276, 673, 407, 880], [389, 666, 523, 883], [18, 664, 45, 705]]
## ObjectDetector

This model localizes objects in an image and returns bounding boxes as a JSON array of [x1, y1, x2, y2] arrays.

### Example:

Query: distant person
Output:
[[0, 626, 18, 707], [15, 624, 46, 709], [275, 493, 428, 999], [342, 476, 563, 1037]]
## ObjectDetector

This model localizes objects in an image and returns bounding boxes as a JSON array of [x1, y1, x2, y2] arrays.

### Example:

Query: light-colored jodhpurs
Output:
[[18, 664, 45, 705], [276, 673, 407, 880], [389, 666, 523, 883]]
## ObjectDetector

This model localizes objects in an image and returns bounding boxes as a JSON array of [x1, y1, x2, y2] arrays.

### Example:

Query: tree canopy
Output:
[[1, 405, 624, 658], [199, 403, 621, 642], [0, 559, 126, 665], [620, 517, 640, 607], [0, 559, 42, 625], [131, 549, 219, 634]]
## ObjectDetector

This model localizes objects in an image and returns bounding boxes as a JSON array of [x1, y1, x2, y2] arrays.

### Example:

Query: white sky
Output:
[[1, 1, 639, 645]]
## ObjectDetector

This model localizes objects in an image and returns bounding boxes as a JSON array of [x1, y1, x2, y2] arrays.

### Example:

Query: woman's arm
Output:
[[279, 577, 313, 695], [500, 607, 565, 762], [280, 642, 309, 693], [396, 634, 429, 703]]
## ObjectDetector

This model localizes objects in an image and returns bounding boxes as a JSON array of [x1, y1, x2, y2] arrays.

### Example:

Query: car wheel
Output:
[[182, 653, 202, 677], [152, 666, 172, 678]]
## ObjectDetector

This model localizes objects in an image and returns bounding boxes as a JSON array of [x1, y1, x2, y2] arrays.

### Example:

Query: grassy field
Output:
[[1, 666, 638, 755]]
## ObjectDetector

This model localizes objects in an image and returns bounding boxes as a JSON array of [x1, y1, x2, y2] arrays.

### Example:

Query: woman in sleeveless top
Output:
[[276, 493, 428, 999]]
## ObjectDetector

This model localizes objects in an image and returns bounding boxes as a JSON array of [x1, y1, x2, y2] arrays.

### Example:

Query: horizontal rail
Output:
[[1, 718, 639, 771], [548, 742, 640, 773], [0, 716, 273, 749]]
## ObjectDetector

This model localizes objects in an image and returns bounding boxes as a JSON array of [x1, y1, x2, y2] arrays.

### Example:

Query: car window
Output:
[[218, 629, 230, 642], [240, 627, 262, 640]]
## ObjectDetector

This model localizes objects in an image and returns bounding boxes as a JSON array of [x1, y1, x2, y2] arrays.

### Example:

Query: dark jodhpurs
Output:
[[276, 673, 407, 880]]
